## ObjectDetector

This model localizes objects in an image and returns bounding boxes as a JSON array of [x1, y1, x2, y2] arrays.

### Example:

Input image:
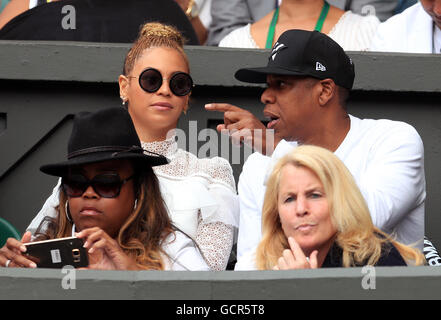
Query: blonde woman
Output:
[[235, 145, 425, 270]]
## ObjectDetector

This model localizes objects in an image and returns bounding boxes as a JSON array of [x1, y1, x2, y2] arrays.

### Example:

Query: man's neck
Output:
[[303, 112, 351, 153]]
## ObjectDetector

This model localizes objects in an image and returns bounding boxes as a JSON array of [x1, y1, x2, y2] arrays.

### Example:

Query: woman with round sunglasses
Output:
[[0, 107, 210, 270], [119, 22, 239, 271], [27, 22, 239, 271]]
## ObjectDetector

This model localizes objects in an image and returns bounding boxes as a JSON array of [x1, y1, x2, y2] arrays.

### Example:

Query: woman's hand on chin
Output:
[[273, 237, 319, 270]]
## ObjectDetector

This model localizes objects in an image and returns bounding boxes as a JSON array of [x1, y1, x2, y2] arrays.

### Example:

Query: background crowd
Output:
[[0, 0, 440, 53]]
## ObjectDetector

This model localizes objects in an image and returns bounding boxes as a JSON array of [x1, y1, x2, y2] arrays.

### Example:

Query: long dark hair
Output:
[[35, 162, 175, 270]]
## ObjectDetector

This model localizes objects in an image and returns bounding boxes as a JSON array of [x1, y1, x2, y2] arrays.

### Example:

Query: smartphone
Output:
[[24, 237, 89, 269]]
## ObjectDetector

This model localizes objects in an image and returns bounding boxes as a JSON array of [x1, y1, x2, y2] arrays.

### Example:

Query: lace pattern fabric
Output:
[[196, 222, 234, 271], [143, 136, 236, 190], [142, 136, 239, 270]]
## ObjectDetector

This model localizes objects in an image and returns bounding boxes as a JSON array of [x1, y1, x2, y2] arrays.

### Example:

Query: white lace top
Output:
[[219, 11, 380, 51], [142, 136, 239, 271]]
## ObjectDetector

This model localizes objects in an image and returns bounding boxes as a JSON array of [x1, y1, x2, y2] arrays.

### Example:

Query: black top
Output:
[[322, 241, 407, 268], [0, 0, 199, 44]]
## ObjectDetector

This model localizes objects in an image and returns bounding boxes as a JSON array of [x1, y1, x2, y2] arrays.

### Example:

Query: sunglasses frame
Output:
[[134, 68, 194, 97], [61, 173, 134, 199]]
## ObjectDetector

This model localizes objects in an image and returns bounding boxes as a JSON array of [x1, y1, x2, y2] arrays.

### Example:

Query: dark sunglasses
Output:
[[134, 68, 193, 97], [62, 173, 134, 198]]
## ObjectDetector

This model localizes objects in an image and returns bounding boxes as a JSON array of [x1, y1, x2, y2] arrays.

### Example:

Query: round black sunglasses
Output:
[[130, 68, 193, 97]]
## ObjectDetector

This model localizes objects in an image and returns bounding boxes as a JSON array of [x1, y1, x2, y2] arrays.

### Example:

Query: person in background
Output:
[[174, 0, 212, 44], [236, 145, 425, 270], [207, 0, 401, 46], [218, 0, 380, 51], [27, 22, 239, 271], [0, 0, 199, 44], [0, 107, 210, 271], [369, 0, 441, 54], [0, 0, 59, 29]]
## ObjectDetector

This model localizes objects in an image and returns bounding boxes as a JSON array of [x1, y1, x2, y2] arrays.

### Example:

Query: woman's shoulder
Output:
[[194, 155, 236, 189], [334, 11, 380, 33], [376, 241, 408, 267], [330, 11, 380, 51], [218, 23, 257, 48], [163, 149, 236, 190]]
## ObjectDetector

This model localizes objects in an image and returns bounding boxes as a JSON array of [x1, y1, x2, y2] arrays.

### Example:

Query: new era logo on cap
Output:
[[316, 62, 326, 72]]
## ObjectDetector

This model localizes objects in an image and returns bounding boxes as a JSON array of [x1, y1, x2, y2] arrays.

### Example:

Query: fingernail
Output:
[[205, 104, 212, 108], [20, 245, 26, 252], [30, 262, 37, 268], [88, 248, 94, 254]]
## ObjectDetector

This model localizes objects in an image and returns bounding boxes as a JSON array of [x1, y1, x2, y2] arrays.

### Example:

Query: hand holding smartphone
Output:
[[24, 237, 89, 269]]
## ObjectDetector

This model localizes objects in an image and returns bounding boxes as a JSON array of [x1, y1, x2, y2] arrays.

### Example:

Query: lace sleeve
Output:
[[196, 221, 234, 271], [202, 156, 236, 192]]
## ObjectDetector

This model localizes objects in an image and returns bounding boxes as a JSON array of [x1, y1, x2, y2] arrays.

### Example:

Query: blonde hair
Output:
[[123, 22, 189, 76], [256, 145, 425, 269]]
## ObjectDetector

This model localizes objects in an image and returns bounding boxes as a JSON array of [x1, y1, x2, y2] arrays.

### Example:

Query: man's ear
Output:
[[317, 79, 336, 106]]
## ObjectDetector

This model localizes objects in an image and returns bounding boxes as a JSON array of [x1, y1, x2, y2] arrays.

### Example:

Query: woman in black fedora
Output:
[[0, 107, 210, 270]]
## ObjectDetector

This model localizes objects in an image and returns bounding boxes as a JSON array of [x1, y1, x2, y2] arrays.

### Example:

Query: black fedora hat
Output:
[[40, 107, 168, 177]]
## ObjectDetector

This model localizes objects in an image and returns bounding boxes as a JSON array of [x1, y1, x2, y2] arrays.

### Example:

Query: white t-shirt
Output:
[[235, 115, 425, 269], [219, 11, 380, 51]]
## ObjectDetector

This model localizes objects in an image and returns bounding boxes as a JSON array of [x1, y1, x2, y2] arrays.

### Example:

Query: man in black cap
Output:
[[206, 29, 425, 269]]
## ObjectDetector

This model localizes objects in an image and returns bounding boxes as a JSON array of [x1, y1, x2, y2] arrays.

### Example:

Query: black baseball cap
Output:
[[235, 29, 355, 90]]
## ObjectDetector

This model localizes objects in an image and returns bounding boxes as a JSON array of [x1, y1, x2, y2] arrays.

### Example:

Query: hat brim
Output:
[[235, 66, 316, 84], [40, 152, 169, 177]]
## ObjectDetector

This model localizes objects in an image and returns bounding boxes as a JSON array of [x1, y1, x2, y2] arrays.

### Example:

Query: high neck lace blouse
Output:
[[142, 135, 239, 271]]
